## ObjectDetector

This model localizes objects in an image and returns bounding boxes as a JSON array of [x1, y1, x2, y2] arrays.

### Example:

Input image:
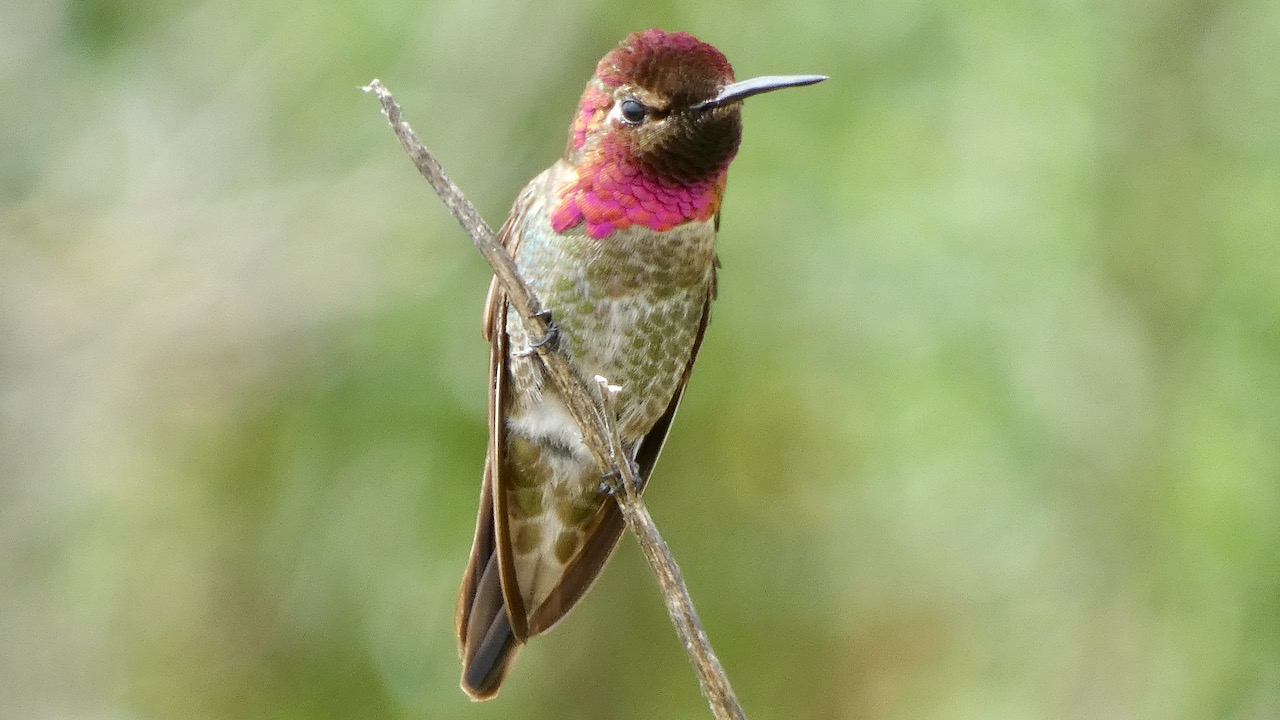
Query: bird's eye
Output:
[[619, 98, 647, 124]]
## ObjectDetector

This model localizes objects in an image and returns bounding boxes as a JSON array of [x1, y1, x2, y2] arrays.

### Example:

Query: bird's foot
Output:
[[513, 310, 559, 358], [598, 460, 641, 497]]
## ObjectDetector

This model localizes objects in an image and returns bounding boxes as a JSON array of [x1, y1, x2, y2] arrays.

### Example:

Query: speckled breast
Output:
[[509, 216, 717, 443]]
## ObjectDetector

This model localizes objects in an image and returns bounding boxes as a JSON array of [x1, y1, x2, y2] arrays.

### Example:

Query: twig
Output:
[[595, 378, 745, 720], [364, 79, 747, 720], [361, 79, 607, 468]]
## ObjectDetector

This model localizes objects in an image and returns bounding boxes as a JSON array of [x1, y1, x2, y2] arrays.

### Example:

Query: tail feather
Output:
[[462, 606, 518, 698], [458, 540, 522, 699]]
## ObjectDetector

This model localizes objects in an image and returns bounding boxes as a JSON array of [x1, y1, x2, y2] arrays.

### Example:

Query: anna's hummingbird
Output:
[[456, 28, 824, 699]]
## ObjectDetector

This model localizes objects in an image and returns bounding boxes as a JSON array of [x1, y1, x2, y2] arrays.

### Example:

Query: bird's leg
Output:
[[598, 459, 641, 496], [513, 309, 559, 357]]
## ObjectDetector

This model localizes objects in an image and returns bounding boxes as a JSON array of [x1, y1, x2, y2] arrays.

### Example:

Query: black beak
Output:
[[690, 74, 827, 111]]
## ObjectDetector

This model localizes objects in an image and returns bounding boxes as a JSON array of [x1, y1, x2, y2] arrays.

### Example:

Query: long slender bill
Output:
[[691, 74, 828, 111]]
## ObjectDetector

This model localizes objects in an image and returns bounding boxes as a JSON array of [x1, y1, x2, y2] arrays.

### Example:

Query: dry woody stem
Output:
[[364, 79, 747, 720]]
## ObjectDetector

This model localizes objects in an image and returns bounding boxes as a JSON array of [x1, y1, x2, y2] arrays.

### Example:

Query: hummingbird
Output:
[[455, 28, 824, 700]]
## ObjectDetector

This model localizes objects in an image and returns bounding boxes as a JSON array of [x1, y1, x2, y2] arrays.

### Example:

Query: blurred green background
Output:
[[3, 0, 1278, 718]]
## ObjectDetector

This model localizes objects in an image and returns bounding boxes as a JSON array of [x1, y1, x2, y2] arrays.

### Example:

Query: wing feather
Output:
[[456, 184, 536, 697]]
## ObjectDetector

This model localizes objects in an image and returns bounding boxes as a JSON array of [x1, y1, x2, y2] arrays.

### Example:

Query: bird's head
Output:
[[553, 29, 824, 238]]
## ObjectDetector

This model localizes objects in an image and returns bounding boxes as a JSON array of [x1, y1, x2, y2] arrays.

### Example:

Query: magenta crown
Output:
[[595, 29, 735, 101]]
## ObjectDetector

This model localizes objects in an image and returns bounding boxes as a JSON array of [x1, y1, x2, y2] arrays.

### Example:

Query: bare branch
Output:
[[595, 378, 745, 719], [366, 78, 747, 720], [362, 78, 606, 468]]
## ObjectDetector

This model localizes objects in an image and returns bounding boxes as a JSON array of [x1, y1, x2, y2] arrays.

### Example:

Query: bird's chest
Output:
[[511, 220, 716, 438]]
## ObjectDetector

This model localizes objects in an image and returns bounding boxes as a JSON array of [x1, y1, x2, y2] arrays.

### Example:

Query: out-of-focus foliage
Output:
[[2, 0, 1277, 718]]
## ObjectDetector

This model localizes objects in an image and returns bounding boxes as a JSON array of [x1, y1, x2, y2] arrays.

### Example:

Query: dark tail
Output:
[[457, 506, 521, 700]]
